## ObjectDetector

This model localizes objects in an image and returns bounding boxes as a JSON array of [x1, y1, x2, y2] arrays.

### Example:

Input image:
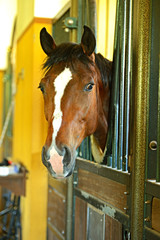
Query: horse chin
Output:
[[42, 146, 76, 179]]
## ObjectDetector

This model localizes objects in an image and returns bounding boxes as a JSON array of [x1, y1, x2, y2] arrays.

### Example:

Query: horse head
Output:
[[39, 26, 111, 178]]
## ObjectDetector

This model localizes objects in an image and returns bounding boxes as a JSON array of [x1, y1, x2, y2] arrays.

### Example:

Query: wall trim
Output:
[[17, 17, 52, 43]]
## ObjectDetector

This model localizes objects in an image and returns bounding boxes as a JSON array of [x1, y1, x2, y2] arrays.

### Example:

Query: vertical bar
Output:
[[88, 137, 93, 161], [157, 55, 160, 182], [123, 0, 132, 171], [106, 0, 120, 167], [131, 0, 151, 239], [146, 0, 159, 179], [112, 103, 119, 168], [117, 0, 127, 170], [88, 0, 97, 48], [70, 0, 78, 43], [66, 175, 73, 240], [83, 0, 87, 25], [77, 0, 83, 43], [112, 28, 120, 168]]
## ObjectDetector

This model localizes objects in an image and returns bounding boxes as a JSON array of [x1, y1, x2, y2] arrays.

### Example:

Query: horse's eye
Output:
[[84, 83, 94, 92], [38, 83, 44, 94]]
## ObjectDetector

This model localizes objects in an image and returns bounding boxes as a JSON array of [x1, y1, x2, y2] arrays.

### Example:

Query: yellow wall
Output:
[[13, 19, 52, 240], [0, 70, 4, 160], [16, 0, 34, 40], [97, 0, 117, 60]]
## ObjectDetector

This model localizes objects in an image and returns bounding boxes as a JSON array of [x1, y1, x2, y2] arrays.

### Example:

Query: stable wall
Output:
[[13, 19, 52, 240], [16, 0, 70, 41], [96, 0, 116, 60], [0, 71, 4, 160]]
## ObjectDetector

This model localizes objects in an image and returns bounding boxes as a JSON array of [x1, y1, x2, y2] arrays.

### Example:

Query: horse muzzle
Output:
[[41, 145, 76, 179]]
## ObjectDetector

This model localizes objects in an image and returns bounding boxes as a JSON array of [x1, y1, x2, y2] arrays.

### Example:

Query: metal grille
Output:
[[77, 0, 133, 173], [106, 0, 132, 172]]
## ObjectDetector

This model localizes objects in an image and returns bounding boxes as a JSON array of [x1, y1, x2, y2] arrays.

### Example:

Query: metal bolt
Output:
[[124, 207, 128, 211], [62, 230, 65, 235], [67, 19, 74, 25], [145, 200, 151, 204], [64, 28, 70, 33], [149, 140, 157, 151], [124, 191, 129, 195], [144, 217, 150, 222]]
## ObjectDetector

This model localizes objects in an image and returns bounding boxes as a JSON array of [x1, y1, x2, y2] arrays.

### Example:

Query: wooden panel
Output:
[[87, 205, 105, 240], [48, 186, 66, 237], [47, 227, 59, 240], [74, 197, 87, 240], [105, 215, 122, 240], [152, 197, 160, 232], [78, 169, 127, 212], [48, 175, 66, 197], [47, 224, 63, 240]]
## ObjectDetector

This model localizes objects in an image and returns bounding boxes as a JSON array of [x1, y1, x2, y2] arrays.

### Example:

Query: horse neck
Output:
[[92, 54, 111, 157], [95, 53, 111, 120]]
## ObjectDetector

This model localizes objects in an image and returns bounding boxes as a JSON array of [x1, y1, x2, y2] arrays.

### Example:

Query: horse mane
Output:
[[95, 53, 112, 87], [43, 42, 112, 87]]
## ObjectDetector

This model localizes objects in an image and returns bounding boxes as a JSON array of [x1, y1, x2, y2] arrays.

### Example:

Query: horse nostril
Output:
[[63, 146, 71, 166], [42, 146, 50, 160], [42, 146, 49, 168]]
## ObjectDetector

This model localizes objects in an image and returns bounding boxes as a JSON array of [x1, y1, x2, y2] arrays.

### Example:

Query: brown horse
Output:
[[39, 26, 112, 178]]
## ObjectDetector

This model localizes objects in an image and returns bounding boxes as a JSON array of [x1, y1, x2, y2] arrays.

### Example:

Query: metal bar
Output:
[[146, 0, 159, 179], [106, 0, 120, 167], [123, 0, 132, 172], [112, 103, 119, 168], [77, 0, 83, 43], [118, 0, 127, 170], [157, 54, 160, 182], [112, 32, 120, 168], [87, 137, 93, 161], [75, 187, 130, 228], [88, 0, 97, 49], [83, 0, 87, 25], [65, 175, 73, 240], [131, 0, 151, 239], [76, 157, 130, 185], [70, 0, 78, 43]]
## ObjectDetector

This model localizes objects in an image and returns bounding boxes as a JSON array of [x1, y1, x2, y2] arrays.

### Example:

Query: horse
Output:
[[39, 26, 112, 178]]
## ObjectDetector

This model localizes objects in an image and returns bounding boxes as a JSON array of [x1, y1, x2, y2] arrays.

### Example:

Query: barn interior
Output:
[[0, 0, 160, 240]]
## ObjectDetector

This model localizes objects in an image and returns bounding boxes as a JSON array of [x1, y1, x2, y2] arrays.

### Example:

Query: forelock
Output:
[[42, 42, 93, 72]]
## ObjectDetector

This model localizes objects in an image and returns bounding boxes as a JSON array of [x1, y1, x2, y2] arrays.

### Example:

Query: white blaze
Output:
[[51, 67, 72, 151]]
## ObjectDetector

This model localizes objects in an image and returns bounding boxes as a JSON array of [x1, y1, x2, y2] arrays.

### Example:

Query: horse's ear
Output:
[[40, 27, 56, 56], [81, 25, 96, 57]]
